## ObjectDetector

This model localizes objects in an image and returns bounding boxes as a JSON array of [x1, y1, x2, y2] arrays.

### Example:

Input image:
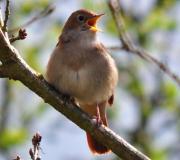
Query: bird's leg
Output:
[[61, 94, 76, 105], [93, 103, 103, 126]]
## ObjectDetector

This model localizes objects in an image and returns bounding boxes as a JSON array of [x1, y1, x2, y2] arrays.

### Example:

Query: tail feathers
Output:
[[82, 102, 110, 154], [86, 115, 110, 154], [86, 133, 110, 154]]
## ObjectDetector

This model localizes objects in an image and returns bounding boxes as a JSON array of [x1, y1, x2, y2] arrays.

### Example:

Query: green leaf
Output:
[[141, 9, 176, 33], [160, 82, 178, 109], [25, 46, 41, 71], [19, 1, 50, 15], [0, 128, 28, 150], [151, 148, 168, 160], [105, 17, 117, 35]]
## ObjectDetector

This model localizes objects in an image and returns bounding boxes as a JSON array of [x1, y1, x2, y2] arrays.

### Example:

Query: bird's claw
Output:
[[62, 94, 75, 104], [92, 116, 103, 127]]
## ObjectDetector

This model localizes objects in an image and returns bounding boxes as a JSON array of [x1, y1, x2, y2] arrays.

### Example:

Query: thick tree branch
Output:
[[0, 29, 150, 160], [108, 0, 180, 86]]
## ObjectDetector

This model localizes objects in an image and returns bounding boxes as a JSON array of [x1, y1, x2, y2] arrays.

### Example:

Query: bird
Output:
[[46, 9, 118, 154]]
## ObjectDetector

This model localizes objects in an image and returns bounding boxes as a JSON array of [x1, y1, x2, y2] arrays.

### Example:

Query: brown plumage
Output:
[[46, 9, 118, 154]]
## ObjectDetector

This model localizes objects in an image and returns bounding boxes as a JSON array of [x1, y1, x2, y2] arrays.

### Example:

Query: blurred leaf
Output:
[[127, 71, 144, 97], [25, 46, 41, 71], [19, 2, 34, 15], [164, 82, 177, 99], [156, 0, 176, 9], [151, 149, 168, 160], [142, 104, 152, 119], [82, 0, 95, 10], [82, 0, 105, 11], [105, 17, 117, 35], [141, 10, 176, 33], [19, 0, 50, 15], [0, 129, 27, 150], [107, 106, 119, 121], [160, 82, 178, 109]]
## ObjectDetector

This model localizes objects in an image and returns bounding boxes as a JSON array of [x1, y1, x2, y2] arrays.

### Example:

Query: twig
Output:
[[10, 29, 27, 43], [29, 132, 42, 160], [108, 46, 123, 51], [108, 0, 180, 86], [0, 29, 150, 160], [9, 4, 55, 33], [12, 133, 42, 160], [2, 0, 10, 32]]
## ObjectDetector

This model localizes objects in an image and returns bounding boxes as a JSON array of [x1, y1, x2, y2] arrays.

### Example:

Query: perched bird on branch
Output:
[[46, 9, 118, 154]]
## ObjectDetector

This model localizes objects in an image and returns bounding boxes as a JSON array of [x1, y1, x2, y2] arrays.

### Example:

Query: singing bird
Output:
[[46, 9, 118, 154]]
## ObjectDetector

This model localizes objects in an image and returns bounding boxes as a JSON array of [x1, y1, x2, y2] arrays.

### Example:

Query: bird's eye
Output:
[[78, 15, 84, 22]]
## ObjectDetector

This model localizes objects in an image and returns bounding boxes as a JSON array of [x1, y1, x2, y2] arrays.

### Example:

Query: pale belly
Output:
[[56, 66, 116, 104]]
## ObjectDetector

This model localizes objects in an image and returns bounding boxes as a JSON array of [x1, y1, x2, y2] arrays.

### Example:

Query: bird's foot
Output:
[[62, 94, 75, 104], [92, 103, 103, 127], [92, 115, 103, 127]]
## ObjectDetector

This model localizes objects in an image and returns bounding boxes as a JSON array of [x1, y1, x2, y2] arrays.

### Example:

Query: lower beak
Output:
[[87, 14, 104, 32]]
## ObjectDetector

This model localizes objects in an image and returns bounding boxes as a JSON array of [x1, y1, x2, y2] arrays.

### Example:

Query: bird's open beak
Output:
[[87, 14, 104, 32]]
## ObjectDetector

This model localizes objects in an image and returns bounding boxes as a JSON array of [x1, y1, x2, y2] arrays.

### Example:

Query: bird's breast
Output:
[[57, 66, 89, 97], [57, 59, 117, 104], [47, 45, 118, 104]]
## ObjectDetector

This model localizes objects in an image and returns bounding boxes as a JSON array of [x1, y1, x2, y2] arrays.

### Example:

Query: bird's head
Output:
[[62, 9, 103, 35]]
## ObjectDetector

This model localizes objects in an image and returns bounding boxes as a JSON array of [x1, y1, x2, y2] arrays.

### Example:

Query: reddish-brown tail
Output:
[[81, 101, 111, 154], [86, 114, 110, 154], [86, 133, 110, 154]]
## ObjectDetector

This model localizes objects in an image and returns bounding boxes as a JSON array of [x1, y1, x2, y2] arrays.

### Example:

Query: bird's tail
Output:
[[82, 102, 110, 154], [86, 116, 110, 154]]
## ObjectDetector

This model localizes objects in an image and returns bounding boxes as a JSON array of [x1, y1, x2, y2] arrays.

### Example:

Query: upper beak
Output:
[[87, 14, 104, 32]]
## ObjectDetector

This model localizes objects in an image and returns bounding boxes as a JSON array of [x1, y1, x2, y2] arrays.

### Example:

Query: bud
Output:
[[32, 132, 42, 146]]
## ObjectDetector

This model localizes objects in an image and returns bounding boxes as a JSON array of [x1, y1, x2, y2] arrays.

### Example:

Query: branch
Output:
[[13, 132, 42, 160], [0, 29, 150, 160], [108, 46, 123, 51], [108, 0, 180, 86], [10, 28, 27, 43], [29, 132, 42, 160]]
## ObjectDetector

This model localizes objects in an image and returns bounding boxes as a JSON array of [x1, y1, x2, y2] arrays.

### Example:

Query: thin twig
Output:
[[29, 132, 42, 160], [13, 133, 42, 160], [108, 0, 180, 86], [108, 46, 123, 51], [9, 4, 55, 33], [2, 0, 10, 32], [10, 28, 27, 43]]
